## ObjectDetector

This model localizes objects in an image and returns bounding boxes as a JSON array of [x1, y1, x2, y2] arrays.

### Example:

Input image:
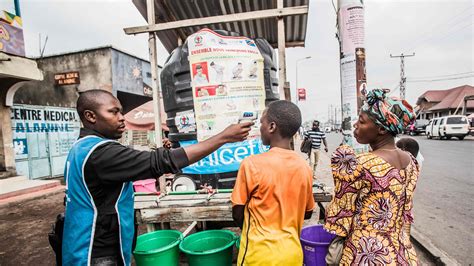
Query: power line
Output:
[[406, 20, 473, 53], [388, 83, 401, 97], [407, 75, 474, 83], [404, 6, 473, 52], [409, 71, 474, 79]]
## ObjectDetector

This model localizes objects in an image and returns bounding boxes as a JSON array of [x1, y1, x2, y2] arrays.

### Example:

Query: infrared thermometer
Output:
[[238, 111, 258, 123]]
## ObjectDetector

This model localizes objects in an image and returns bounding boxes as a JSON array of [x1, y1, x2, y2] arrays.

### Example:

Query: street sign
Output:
[[298, 88, 306, 101]]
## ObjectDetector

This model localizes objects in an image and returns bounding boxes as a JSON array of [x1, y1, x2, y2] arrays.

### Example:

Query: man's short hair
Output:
[[76, 89, 114, 121], [396, 137, 419, 157], [266, 100, 302, 138], [196, 64, 202, 69]]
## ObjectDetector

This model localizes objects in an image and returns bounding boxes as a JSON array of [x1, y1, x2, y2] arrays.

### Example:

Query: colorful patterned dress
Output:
[[324, 145, 419, 265]]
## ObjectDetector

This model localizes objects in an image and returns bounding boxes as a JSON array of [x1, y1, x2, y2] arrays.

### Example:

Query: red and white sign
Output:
[[298, 88, 306, 101]]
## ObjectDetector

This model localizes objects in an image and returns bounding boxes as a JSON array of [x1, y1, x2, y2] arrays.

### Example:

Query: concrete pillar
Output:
[[0, 89, 16, 176]]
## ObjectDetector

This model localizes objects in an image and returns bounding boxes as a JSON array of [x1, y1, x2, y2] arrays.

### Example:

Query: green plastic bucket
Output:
[[133, 230, 183, 266], [179, 230, 237, 266]]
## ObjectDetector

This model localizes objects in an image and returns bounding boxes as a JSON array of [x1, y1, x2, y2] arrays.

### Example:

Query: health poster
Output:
[[187, 28, 265, 141]]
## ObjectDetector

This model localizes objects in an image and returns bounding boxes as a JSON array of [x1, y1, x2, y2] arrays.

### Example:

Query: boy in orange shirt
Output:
[[231, 100, 315, 265]]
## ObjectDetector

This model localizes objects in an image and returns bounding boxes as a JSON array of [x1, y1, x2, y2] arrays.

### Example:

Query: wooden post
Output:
[[147, 0, 163, 147], [277, 0, 287, 100]]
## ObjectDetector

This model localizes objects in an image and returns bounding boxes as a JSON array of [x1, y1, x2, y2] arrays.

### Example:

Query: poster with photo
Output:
[[338, 1, 368, 153], [188, 28, 265, 141]]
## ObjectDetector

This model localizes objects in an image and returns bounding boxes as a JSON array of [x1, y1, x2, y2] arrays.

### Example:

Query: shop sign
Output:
[[143, 84, 153, 96], [54, 71, 80, 86]]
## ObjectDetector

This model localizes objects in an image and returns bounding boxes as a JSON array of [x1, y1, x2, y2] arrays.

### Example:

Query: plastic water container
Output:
[[133, 230, 183, 266], [300, 224, 337, 266], [133, 179, 157, 193], [179, 230, 237, 266]]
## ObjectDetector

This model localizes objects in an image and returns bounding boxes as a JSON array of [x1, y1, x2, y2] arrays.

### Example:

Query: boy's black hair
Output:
[[76, 89, 114, 121], [396, 137, 420, 157], [266, 100, 302, 138]]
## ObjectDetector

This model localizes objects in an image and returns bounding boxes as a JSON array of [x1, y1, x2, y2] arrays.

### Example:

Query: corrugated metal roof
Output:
[[428, 85, 474, 111], [132, 0, 309, 53]]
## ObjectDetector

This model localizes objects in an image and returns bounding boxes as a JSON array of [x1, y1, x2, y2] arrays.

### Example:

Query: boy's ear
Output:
[[268, 121, 277, 134]]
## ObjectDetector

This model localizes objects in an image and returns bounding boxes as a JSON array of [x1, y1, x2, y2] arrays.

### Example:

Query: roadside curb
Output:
[[411, 227, 461, 266], [0, 185, 65, 208]]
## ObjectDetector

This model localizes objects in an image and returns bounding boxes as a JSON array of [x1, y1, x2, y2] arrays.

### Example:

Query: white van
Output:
[[426, 115, 470, 140]]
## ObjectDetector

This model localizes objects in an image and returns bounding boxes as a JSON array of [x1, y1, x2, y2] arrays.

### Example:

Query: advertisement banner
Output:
[[180, 138, 268, 174], [338, 4, 365, 55], [298, 88, 306, 101], [355, 48, 367, 110], [0, 10, 25, 56], [187, 29, 265, 141], [340, 55, 357, 132], [338, 0, 367, 152], [0, 20, 25, 56]]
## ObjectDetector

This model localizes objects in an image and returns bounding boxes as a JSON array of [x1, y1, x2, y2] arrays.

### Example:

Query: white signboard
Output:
[[187, 29, 265, 141]]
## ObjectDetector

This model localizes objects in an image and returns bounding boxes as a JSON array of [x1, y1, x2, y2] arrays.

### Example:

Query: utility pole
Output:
[[390, 53, 415, 100]]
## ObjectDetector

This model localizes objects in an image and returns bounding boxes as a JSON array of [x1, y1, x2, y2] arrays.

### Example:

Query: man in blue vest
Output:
[[63, 89, 252, 265]]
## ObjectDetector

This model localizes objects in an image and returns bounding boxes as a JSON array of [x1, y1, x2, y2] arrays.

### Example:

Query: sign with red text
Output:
[[188, 28, 264, 141], [298, 88, 306, 101]]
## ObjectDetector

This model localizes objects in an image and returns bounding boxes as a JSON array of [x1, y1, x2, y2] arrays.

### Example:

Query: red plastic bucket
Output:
[[133, 179, 157, 193]]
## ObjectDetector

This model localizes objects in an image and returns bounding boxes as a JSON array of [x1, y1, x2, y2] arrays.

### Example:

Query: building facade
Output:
[[11, 46, 157, 179], [416, 85, 474, 120]]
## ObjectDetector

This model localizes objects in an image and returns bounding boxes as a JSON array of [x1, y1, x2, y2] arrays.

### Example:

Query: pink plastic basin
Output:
[[133, 179, 157, 193]]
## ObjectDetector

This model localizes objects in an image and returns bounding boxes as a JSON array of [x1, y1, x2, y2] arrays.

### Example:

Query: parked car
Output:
[[406, 119, 429, 135], [426, 115, 470, 140]]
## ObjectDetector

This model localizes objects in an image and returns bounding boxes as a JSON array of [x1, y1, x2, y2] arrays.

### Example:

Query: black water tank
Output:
[[161, 30, 279, 143]]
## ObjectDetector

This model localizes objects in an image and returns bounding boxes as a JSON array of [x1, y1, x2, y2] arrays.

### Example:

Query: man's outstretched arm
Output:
[[183, 122, 253, 164]]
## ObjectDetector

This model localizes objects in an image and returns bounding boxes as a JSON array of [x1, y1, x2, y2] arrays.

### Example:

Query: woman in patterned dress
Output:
[[324, 89, 418, 265]]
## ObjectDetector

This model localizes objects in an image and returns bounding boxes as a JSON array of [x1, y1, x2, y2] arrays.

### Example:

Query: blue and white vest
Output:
[[62, 136, 134, 265]]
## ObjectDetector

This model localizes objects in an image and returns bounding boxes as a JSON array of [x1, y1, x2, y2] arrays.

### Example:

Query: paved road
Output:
[[411, 135, 474, 265], [323, 133, 474, 264]]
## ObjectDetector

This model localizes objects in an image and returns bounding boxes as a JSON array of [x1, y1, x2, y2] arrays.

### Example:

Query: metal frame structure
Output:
[[124, 0, 311, 144]]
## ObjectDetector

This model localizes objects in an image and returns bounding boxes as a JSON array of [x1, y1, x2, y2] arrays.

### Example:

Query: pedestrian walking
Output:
[[324, 89, 418, 265], [231, 100, 315, 265], [62, 89, 253, 265], [304, 120, 328, 176]]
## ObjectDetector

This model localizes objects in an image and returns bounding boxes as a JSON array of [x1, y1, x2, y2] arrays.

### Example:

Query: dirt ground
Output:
[[0, 192, 63, 265]]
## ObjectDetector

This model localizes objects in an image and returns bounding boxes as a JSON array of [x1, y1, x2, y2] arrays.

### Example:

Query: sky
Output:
[[6, 0, 473, 122]]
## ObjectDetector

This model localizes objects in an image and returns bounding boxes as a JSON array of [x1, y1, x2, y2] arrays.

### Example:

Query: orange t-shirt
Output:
[[231, 147, 315, 266]]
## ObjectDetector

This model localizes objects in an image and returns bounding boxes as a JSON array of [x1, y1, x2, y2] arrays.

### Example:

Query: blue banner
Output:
[[180, 138, 268, 174]]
